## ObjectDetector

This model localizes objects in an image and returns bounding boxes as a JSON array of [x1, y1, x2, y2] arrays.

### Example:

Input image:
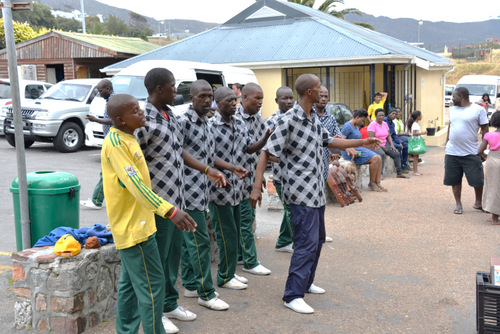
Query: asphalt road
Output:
[[0, 135, 497, 333]]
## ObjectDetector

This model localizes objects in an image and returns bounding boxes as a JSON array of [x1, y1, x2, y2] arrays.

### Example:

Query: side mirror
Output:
[[173, 94, 184, 106]]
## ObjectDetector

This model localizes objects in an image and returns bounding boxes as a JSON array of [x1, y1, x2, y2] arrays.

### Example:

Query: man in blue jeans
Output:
[[385, 108, 410, 172], [250, 74, 380, 314]]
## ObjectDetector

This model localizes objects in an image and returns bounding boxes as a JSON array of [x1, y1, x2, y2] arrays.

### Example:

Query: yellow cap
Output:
[[54, 234, 81, 257]]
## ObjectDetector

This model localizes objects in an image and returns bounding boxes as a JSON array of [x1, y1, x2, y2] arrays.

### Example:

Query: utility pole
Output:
[[0, 0, 33, 250], [80, 0, 86, 33]]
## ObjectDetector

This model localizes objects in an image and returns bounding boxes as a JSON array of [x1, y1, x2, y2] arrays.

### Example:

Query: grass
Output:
[[442, 49, 500, 85]]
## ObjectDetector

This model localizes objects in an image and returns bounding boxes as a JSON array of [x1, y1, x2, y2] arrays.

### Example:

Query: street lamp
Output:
[[418, 20, 423, 43]]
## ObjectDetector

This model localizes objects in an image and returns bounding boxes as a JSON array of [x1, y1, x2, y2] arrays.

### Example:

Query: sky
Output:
[[96, 0, 500, 24]]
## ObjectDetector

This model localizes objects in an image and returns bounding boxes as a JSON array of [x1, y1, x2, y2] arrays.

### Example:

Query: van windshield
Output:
[[456, 84, 495, 97], [112, 76, 148, 100]]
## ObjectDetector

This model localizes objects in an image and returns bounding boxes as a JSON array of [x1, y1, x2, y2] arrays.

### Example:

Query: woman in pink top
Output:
[[367, 109, 408, 181], [479, 111, 500, 224]]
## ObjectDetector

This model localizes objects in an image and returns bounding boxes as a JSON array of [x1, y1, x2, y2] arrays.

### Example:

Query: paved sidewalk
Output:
[[7, 145, 496, 333]]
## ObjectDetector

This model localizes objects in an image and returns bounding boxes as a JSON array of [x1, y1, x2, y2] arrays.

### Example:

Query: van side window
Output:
[[177, 82, 192, 104]]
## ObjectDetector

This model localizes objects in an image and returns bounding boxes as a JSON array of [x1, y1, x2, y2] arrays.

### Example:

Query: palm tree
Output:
[[287, 0, 375, 30]]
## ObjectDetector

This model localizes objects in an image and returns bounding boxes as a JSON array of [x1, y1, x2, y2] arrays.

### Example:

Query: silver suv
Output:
[[3, 79, 100, 152]]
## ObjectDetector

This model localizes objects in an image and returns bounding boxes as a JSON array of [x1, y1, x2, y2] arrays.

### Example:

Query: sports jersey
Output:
[[102, 127, 173, 250]]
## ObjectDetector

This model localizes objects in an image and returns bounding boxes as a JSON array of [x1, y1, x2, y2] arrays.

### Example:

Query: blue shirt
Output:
[[384, 116, 401, 145]]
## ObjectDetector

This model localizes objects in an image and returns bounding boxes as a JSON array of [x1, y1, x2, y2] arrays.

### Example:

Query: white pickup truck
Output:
[[3, 79, 100, 152]]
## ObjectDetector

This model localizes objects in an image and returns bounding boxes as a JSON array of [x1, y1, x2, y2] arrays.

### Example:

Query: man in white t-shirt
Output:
[[444, 87, 489, 214]]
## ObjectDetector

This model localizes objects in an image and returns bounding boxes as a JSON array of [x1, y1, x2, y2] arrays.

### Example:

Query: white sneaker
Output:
[[220, 278, 248, 290], [162, 316, 179, 333], [276, 244, 293, 253], [164, 306, 196, 321], [80, 199, 102, 210], [198, 296, 229, 311], [237, 260, 244, 265], [306, 283, 326, 294], [234, 274, 248, 284], [284, 298, 314, 314], [325, 236, 333, 243], [242, 264, 271, 276], [184, 289, 198, 298]]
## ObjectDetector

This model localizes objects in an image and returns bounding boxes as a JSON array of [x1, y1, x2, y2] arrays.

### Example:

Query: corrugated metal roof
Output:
[[104, 0, 452, 71], [56, 31, 159, 55]]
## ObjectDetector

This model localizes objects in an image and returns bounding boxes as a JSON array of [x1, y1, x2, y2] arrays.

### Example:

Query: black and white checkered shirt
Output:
[[136, 99, 185, 209], [209, 112, 251, 206], [265, 108, 288, 184], [264, 104, 334, 208], [177, 106, 214, 211], [235, 104, 267, 199]]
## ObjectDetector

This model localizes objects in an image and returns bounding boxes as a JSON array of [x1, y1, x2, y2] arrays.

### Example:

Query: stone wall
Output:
[[12, 244, 120, 333]]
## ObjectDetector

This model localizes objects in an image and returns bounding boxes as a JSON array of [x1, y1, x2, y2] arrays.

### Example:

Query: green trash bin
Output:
[[10, 171, 80, 251]]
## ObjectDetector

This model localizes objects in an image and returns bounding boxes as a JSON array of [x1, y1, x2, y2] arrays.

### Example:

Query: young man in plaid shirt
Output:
[[177, 80, 248, 311], [265, 86, 295, 253], [136, 68, 226, 333], [209, 87, 271, 290], [250, 74, 380, 314], [235, 83, 272, 276]]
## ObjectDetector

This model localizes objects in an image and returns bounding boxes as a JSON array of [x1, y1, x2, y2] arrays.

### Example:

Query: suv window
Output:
[[43, 83, 93, 102], [25, 84, 45, 99], [0, 82, 11, 98]]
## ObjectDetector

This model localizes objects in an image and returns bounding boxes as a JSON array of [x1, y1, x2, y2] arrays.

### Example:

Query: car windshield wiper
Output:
[[64, 98, 81, 102], [42, 96, 61, 100]]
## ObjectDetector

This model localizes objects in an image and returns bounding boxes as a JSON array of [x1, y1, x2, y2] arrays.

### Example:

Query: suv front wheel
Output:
[[53, 121, 84, 153]]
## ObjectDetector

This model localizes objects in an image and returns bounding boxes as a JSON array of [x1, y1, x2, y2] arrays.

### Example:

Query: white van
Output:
[[85, 60, 257, 147], [455, 75, 500, 117]]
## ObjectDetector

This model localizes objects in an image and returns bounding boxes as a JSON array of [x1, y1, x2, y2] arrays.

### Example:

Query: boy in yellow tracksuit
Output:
[[101, 94, 196, 334]]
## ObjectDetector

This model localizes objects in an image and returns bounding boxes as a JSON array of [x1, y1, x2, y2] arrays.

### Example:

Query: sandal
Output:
[[368, 182, 381, 192], [376, 182, 388, 192]]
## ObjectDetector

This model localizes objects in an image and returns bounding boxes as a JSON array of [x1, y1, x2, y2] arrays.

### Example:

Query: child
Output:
[[407, 110, 427, 176], [479, 111, 500, 224], [101, 94, 197, 334]]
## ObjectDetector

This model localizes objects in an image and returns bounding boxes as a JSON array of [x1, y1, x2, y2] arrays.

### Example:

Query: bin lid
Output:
[[10, 171, 81, 195]]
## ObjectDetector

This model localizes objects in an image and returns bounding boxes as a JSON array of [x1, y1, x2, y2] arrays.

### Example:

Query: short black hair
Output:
[[454, 87, 469, 100], [490, 110, 500, 128], [374, 92, 382, 98], [353, 109, 368, 118], [375, 108, 385, 116], [144, 68, 174, 94]]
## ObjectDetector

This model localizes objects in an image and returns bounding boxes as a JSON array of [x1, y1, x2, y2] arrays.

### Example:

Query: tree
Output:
[[11, 2, 56, 30], [105, 15, 129, 36], [287, 0, 374, 30], [0, 18, 38, 49]]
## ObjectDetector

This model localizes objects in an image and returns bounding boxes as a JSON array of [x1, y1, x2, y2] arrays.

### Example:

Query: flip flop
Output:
[[368, 182, 381, 192], [473, 206, 485, 212], [454, 208, 463, 214], [376, 182, 388, 192]]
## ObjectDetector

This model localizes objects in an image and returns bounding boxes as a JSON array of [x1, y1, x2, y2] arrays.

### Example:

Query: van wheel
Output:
[[53, 122, 84, 153], [5, 133, 34, 148]]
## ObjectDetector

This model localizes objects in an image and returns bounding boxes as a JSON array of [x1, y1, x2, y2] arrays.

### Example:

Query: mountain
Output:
[[346, 13, 500, 52], [37, 0, 500, 52], [37, 0, 218, 36]]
